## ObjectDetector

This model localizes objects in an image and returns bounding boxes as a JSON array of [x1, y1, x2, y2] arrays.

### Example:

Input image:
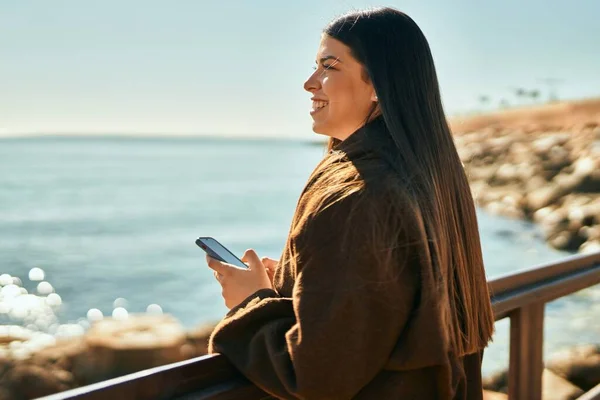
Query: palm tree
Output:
[[537, 78, 564, 102], [515, 88, 527, 104], [478, 95, 490, 112]]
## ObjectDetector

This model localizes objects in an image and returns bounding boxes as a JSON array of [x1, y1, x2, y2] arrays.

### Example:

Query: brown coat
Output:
[[209, 118, 488, 399]]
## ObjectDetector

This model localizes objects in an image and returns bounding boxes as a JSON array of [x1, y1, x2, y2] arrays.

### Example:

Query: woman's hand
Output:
[[261, 257, 279, 284], [207, 249, 273, 309]]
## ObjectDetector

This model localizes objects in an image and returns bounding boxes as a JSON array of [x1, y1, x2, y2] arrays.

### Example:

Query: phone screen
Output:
[[195, 237, 248, 269]]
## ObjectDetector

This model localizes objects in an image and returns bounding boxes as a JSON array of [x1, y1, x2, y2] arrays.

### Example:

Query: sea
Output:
[[1, 135, 599, 376]]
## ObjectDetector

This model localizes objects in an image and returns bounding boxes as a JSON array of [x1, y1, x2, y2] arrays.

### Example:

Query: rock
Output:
[[525, 175, 550, 192], [493, 164, 520, 185], [546, 345, 600, 391], [75, 314, 187, 384], [533, 206, 557, 224], [30, 338, 86, 372], [531, 134, 571, 155], [572, 157, 600, 193], [482, 368, 585, 400], [580, 240, 600, 253], [0, 388, 16, 400], [554, 172, 586, 193], [542, 368, 584, 400], [483, 369, 508, 393], [186, 324, 214, 357], [483, 390, 508, 400], [0, 356, 11, 379], [5, 364, 70, 399], [467, 165, 498, 183], [568, 205, 598, 228], [579, 226, 600, 241], [541, 146, 571, 175], [0, 326, 33, 345], [527, 185, 567, 212], [539, 209, 570, 240], [547, 230, 585, 251]]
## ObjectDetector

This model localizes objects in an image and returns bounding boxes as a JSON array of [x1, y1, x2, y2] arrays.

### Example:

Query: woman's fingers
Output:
[[206, 255, 232, 276], [241, 249, 264, 271], [260, 257, 278, 283], [261, 257, 278, 270], [208, 249, 273, 309]]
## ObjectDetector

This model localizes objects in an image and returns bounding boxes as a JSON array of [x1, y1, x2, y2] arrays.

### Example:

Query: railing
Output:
[[41, 251, 600, 400]]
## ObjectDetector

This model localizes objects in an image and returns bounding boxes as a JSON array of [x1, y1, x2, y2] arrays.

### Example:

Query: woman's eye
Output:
[[312, 65, 336, 72]]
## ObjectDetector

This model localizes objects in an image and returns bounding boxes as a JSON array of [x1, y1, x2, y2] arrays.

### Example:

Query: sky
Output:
[[1, 0, 599, 138]]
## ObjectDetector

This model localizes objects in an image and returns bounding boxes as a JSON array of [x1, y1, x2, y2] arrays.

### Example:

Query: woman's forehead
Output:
[[316, 36, 352, 63]]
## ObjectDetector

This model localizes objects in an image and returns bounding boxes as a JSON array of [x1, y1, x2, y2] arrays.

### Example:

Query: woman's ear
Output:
[[371, 92, 378, 102]]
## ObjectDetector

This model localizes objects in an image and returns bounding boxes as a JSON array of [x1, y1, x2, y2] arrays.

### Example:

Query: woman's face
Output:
[[304, 35, 378, 141]]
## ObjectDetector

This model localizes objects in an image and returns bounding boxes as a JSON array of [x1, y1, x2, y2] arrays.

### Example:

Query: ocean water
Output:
[[1, 136, 599, 375]]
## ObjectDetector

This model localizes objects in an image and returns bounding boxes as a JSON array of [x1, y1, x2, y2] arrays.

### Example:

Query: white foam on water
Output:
[[146, 304, 163, 315], [28, 268, 45, 281], [112, 307, 129, 320], [36, 281, 54, 295], [87, 308, 104, 322]]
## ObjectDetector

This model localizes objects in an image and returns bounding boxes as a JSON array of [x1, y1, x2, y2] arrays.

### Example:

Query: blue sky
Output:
[[1, 0, 599, 137]]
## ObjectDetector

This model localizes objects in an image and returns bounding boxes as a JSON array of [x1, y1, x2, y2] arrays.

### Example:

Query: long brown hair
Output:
[[322, 7, 494, 355]]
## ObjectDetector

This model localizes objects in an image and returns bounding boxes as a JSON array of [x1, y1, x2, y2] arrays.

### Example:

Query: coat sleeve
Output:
[[208, 190, 419, 400]]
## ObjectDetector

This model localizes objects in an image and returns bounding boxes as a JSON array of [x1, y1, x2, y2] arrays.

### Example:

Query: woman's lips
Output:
[[310, 101, 329, 115]]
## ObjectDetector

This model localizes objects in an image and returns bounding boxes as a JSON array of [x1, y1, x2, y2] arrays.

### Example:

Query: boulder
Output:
[[541, 146, 571, 175], [546, 345, 600, 391], [527, 185, 567, 212], [571, 157, 600, 192], [482, 368, 585, 400], [525, 175, 550, 193], [531, 134, 570, 156], [493, 163, 521, 185], [547, 230, 585, 251], [30, 338, 87, 372], [75, 314, 187, 384], [4, 364, 71, 399], [580, 240, 600, 253], [533, 206, 557, 224], [543, 368, 584, 400], [186, 324, 215, 357], [483, 390, 508, 400], [483, 369, 508, 393], [0, 356, 11, 380], [0, 388, 15, 400]]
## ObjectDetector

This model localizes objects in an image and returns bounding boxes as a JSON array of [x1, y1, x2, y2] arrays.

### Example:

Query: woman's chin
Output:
[[311, 120, 329, 135]]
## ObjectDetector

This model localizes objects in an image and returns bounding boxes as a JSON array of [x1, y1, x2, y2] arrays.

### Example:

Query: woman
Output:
[[206, 7, 494, 400]]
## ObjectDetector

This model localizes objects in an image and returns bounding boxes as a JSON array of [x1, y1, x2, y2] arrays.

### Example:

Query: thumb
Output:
[[241, 249, 265, 272], [261, 257, 278, 270]]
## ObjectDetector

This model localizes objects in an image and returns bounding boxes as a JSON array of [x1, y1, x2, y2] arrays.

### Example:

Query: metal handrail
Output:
[[39, 251, 600, 400], [577, 383, 600, 400]]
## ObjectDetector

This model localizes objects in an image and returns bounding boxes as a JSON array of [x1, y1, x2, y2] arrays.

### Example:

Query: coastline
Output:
[[1, 313, 598, 399], [1, 99, 599, 398], [457, 124, 599, 253]]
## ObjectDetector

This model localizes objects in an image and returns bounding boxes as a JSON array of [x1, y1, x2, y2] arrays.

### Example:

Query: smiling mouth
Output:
[[310, 101, 329, 115]]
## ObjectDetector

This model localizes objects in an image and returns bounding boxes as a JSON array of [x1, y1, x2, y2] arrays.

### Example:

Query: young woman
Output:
[[206, 7, 494, 399]]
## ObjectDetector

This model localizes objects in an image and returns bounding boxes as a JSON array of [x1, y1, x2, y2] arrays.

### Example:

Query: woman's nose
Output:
[[303, 71, 319, 93]]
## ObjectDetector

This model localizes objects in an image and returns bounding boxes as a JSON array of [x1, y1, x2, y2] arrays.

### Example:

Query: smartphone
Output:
[[195, 237, 248, 269]]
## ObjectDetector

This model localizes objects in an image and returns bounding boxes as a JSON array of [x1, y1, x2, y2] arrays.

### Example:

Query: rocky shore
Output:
[[454, 122, 600, 253], [0, 315, 214, 399], [2, 100, 599, 399], [1, 314, 599, 400], [483, 344, 600, 400]]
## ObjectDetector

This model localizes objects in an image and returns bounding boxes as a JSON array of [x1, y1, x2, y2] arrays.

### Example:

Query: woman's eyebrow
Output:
[[315, 55, 342, 65]]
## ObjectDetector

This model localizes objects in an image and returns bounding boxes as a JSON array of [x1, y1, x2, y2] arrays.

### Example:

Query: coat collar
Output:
[[330, 116, 390, 159]]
